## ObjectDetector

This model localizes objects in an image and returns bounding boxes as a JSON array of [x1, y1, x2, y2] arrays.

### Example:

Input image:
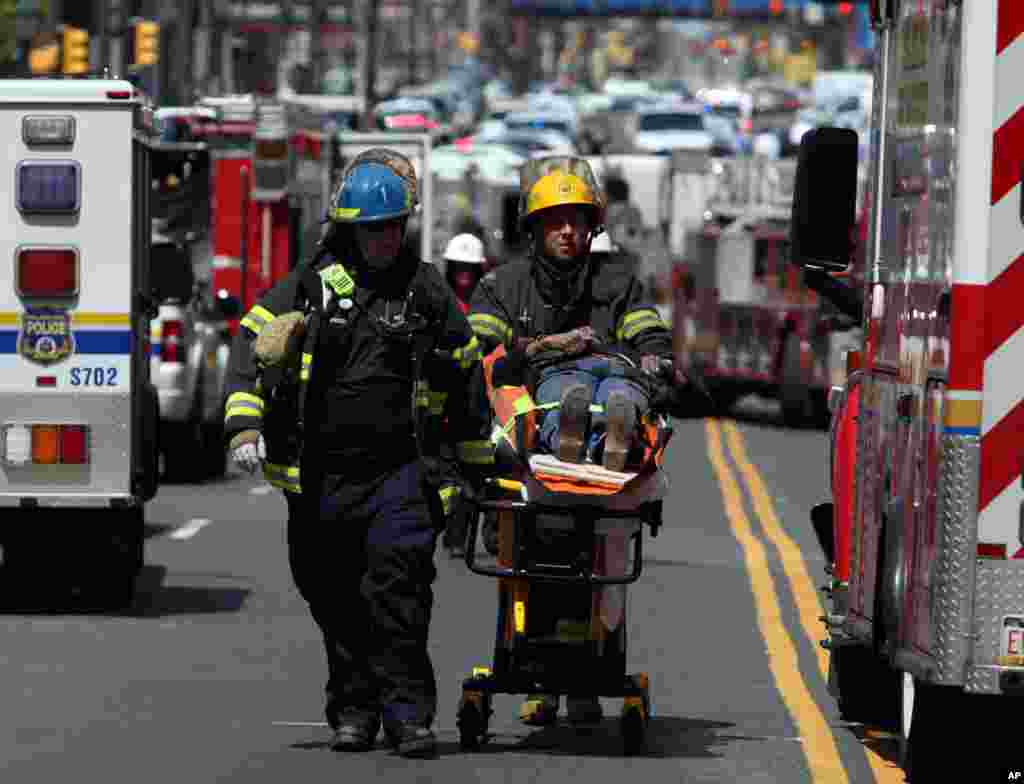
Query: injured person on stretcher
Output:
[[486, 326, 676, 482]]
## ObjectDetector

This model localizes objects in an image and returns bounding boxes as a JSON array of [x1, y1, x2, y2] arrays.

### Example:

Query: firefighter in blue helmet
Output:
[[223, 150, 492, 758]]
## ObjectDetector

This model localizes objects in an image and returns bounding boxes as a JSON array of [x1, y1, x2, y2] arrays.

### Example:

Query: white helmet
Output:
[[589, 231, 614, 254], [443, 233, 487, 264]]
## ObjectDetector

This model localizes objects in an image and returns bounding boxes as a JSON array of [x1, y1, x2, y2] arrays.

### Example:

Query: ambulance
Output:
[[0, 79, 159, 607], [792, 0, 1024, 777]]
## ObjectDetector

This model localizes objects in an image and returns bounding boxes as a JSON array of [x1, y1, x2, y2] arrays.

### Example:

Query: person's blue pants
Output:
[[535, 356, 649, 461], [296, 460, 439, 731]]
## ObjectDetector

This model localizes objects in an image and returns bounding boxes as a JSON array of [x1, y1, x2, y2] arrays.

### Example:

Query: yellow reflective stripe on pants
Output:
[[452, 335, 482, 370], [240, 305, 276, 336], [439, 484, 460, 517], [456, 439, 495, 465], [468, 313, 512, 344], [263, 462, 301, 493], [300, 353, 313, 381]]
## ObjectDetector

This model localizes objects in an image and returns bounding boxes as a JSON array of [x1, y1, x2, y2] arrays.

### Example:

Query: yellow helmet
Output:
[[518, 156, 605, 232]]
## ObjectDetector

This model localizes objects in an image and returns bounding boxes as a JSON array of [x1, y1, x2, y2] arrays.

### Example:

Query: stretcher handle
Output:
[[461, 498, 645, 585]]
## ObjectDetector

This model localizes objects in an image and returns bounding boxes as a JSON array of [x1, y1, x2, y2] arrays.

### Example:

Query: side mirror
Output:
[[213, 289, 242, 320], [790, 127, 859, 273], [149, 242, 195, 303]]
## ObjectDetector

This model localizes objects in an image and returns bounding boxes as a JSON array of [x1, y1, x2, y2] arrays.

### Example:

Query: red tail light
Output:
[[16, 247, 78, 298], [161, 319, 183, 363], [59, 425, 89, 464]]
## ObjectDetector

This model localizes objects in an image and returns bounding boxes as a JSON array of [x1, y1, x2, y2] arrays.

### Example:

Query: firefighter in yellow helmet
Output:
[[466, 157, 673, 726]]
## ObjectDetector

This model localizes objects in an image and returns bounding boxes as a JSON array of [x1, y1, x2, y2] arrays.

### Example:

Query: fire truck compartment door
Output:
[[716, 230, 756, 304]]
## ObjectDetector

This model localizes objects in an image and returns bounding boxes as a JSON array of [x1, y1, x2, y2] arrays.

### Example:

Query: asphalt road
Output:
[[0, 399, 906, 783]]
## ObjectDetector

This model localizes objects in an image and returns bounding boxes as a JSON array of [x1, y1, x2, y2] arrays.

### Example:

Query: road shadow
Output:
[[144, 521, 178, 539], [288, 716, 737, 760], [124, 565, 252, 617], [0, 564, 251, 617], [449, 715, 736, 759], [846, 724, 904, 770]]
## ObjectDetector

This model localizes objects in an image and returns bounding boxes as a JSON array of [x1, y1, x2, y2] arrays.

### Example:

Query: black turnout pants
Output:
[[285, 460, 440, 730]]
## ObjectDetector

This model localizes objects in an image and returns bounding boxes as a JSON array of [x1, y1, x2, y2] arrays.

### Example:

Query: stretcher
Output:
[[456, 345, 673, 755]]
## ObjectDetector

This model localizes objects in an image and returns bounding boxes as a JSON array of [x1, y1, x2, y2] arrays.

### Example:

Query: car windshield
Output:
[[637, 113, 704, 133], [505, 119, 570, 136], [711, 104, 742, 119]]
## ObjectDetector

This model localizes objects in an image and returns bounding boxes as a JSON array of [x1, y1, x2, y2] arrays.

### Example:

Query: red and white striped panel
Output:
[[980, 0, 1024, 547]]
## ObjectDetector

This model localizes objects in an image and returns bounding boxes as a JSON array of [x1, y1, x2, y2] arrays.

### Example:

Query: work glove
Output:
[[641, 354, 675, 378], [253, 311, 307, 371], [228, 430, 266, 475], [524, 326, 595, 359]]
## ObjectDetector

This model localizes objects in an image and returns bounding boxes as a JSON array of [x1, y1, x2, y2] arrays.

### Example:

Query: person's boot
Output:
[[603, 391, 637, 472], [519, 693, 559, 726], [566, 696, 604, 724], [557, 384, 591, 463], [387, 724, 437, 758], [329, 709, 380, 752]]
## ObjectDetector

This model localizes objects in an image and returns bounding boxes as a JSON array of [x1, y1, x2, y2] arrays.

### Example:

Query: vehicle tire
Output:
[[201, 422, 227, 479], [905, 683, 1014, 780], [877, 501, 907, 651], [780, 332, 813, 427], [91, 506, 144, 611], [162, 418, 203, 482], [831, 643, 901, 730]]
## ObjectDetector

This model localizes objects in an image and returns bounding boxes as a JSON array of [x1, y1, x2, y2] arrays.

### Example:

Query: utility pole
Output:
[[467, 0, 479, 46], [406, 0, 415, 86], [311, 0, 326, 93], [362, 0, 379, 128]]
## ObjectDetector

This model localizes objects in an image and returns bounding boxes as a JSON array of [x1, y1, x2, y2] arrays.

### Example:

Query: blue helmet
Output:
[[328, 162, 413, 224]]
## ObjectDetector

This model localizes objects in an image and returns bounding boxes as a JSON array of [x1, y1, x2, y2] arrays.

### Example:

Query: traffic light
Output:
[[61, 26, 89, 75], [29, 41, 60, 74], [133, 19, 160, 67]]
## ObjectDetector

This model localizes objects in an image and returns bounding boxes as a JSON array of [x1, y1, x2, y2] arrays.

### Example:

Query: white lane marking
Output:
[[249, 484, 274, 496], [272, 721, 329, 727], [170, 518, 212, 540]]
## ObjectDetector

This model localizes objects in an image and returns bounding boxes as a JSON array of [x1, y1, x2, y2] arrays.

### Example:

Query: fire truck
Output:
[[194, 95, 294, 326], [674, 156, 861, 424], [795, 1, 1024, 777]]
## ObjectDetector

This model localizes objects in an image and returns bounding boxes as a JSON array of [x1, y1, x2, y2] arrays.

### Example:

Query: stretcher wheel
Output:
[[457, 671, 492, 751], [621, 673, 650, 756]]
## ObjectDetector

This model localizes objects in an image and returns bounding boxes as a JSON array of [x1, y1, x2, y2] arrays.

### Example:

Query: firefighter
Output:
[[223, 150, 492, 758], [438, 233, 489, 557], [466, 157, 673, 725], [443, 232, 488, 314]]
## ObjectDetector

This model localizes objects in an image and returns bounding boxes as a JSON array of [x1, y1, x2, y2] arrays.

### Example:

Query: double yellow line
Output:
[[705, 418, 902, 784]]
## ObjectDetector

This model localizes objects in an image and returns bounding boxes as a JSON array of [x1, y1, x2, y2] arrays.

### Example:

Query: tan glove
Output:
[[524, 326, 595, 358], [228, 429, 265, 475], [253, 311, 307, 370]]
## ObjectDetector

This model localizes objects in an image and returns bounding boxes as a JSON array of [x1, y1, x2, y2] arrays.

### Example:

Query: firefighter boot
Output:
[[385, 724, 438, 758], [519, 694, 559, 726], [603, 391, 637, 472], [329, 709, 381, 752], [557, 384, 591, 464]]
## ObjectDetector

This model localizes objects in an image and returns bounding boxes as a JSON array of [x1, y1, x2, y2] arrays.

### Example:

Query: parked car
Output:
[[149, 235, 237, 481]]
